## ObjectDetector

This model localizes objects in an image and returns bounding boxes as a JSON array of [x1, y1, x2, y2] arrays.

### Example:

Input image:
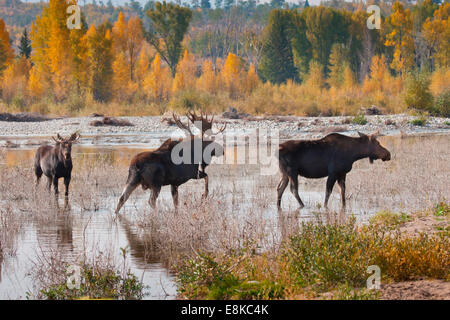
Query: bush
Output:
[[176, 217, 450, 299], [352, 114, 368, 125], [39, 262, 144, 300], [404, 72, 433, 112], [410, 116, 427, 126], [433, 90, 450, 117]]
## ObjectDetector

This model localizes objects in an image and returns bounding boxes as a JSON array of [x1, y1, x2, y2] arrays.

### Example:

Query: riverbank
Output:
[[0, 114, 449, 146]]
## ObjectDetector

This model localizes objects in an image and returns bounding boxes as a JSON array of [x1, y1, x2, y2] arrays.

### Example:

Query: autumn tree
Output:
[[385, 1, 415, 74], [143, 53, 172, 101], [112, 12, 144, 82], [423, 2, 450, 68], [221, 52, 242, 97], [172, 49, 197, 93], [196, 59, 217, 93], [0, 18, 14, 75], [145, 1, 192, 76], [84, 24, 114, 102]]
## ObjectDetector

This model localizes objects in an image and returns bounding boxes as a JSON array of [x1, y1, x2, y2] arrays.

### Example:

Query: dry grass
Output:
[[0, 133, 449, 299]]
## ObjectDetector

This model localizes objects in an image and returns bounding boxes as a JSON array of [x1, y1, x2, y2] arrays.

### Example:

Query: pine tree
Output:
[[18, 28, 32, 59], [259, 10, 297, 84]]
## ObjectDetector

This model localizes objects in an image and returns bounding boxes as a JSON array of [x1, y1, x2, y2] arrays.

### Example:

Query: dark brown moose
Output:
[[34, 132, 80, 198], [115, 112, 225, 214], [277, 132, 391, 211]]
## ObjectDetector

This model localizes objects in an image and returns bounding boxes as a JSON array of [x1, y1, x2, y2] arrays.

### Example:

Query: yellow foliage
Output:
[[385, 1, 415, 73], [196, 60, 217, 93], [143, 54, 172, 101], [423, 3, 450, 68], [430, 67, 450, 96], [1, 57, 31, 103], [172, 49, 197, 93], [243, 64, 260, 95], [221, 53, 242, 97]]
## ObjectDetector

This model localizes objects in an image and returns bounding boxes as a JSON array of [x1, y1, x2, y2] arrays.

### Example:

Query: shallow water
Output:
[[0, 132, 449, 299]]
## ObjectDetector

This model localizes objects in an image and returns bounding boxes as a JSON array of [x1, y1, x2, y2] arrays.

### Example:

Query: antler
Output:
[[186, 110, 226, 136], [172, 112, 193, 137], [52, 133, 64, 143], [69, 131, 80, 142]]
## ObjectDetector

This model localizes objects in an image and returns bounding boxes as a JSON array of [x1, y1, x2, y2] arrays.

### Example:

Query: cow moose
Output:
[[277, 131, 391, 211], [115, 112, 225, 214], [34, 132, 80, 198]]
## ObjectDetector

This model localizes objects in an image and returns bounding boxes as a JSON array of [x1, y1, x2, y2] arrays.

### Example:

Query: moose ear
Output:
[[357, 131, 367, 138], [56, 133, 64, 141]]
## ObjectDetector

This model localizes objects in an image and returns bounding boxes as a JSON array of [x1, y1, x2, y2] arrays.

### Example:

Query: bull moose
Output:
[[115, 112, 225, 214], [277, 132, 391, 211], [34, 132, 80, 198]]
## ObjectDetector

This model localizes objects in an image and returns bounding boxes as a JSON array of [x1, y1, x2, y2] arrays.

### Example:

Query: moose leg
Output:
[[276, 174, 289, 210], [52, 176, 59, 195], [202, 175, 209, 199], [324, 175, 337, 210], [171, 185, 179, 208], [289, 174, 305, 209], [115, 183, 138, 214], [46, 176, 52, 192], [35, 166, 43, 187], [149, 186, 161, 209], [64, 176, 71, 197], [337, 175, 346, 211]]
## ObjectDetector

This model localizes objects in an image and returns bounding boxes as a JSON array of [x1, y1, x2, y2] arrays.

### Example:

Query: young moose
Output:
[[34, 132, 80, 198], [277, 131, 391, 211], [115, 112, 225, 214]]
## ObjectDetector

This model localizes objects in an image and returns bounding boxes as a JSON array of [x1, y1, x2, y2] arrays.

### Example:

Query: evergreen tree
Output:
[[259, 9, 297, 84], [18, 28, 32, 59], [201, 0, 211, 9], [214, 0, 222, 9]]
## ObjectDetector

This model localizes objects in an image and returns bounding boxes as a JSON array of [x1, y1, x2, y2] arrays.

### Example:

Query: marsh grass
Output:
[[0, 134, 449, 299], [176, 217, 450, 299]]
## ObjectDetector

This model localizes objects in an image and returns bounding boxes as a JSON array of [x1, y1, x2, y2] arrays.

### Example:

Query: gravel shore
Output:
[[0, 114, 449, 148]]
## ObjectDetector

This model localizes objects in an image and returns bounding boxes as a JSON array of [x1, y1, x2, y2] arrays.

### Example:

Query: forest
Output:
[[0, 0, 448, 117]]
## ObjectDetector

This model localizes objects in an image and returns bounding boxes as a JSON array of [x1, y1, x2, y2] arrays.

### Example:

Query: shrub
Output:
[[410, 116, 427, 126], [434, 201, 449, 217], [433, 90, 450, 117], [369, 210, 411, 228], [404, 72, 433, 112], [352, 114, 368, 125], [39, 262, 144, 300]]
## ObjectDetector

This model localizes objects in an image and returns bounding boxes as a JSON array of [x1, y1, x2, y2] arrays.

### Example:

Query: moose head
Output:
[[358, 131, 391, 164], [52, 132, 80, 161]]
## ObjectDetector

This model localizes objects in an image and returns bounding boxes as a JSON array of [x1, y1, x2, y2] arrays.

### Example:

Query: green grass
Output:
[[352, 114, 368, 125], [38, 263, 144, 300], [369, 210, 411, 227], [410, 117, 427, 126], [434, 201, 450, 217]]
